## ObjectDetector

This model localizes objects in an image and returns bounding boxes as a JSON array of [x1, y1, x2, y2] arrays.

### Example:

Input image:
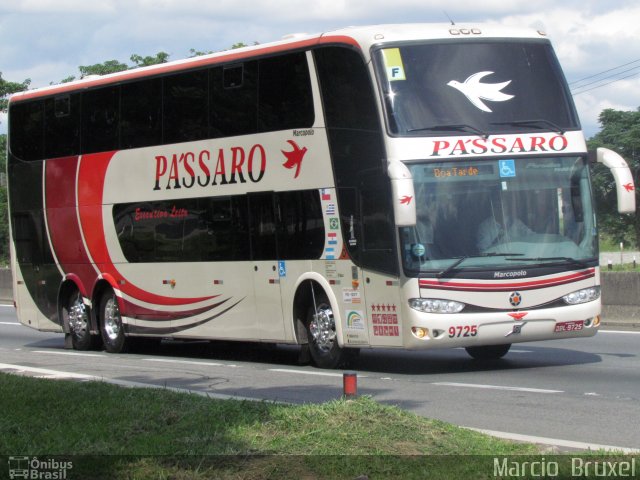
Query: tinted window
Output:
[[314, 47, 379, 130], [44, 94, 80, 158], [276, 190, 324, 259], [9, 100, 44, 161], [163, 70, 209, 144], [121, 78, 162, 149], [82, 87, 119, 153], [210, 62, 258, 137], [249, 192, 277, 260], [315, 46, 396, 274], [375, 40, 579, 136], [114, 196, 252, 262], [258, 52, 314, 131]]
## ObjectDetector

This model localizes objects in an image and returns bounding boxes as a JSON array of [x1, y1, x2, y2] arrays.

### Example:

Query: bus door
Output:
[[248, 193, 286, 341]]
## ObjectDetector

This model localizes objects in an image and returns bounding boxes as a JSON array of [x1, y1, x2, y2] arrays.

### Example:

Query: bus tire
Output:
[[465, 343, 511, 360], [65, 290, 96, 350], [305, 291, 347, 369], [99, 290, 129, 353]]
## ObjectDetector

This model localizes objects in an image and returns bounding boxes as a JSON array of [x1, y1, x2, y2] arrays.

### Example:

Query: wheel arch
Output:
[[57, 274, 90, 333], [91, 275, 124, 331], [291, 273, 344, 347]]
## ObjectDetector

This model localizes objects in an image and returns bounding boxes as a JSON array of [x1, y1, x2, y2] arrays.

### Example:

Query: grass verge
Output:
[[0, 372, 630, 479]]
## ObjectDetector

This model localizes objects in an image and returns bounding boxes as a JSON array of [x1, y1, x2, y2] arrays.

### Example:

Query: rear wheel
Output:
[[465, 343, 511, 360], [100, 290, 129, 353], [65, 290, 95, 350], [306, 291, 351, 369]]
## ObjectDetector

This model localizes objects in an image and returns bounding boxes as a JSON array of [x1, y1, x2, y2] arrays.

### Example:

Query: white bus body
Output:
[[7, 24, 635, 367]]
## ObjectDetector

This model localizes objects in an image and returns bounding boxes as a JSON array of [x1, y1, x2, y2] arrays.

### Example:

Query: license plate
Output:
[[554, 320, 584, 333]]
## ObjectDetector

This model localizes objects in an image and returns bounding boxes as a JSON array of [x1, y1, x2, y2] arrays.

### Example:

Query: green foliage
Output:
[[588, 108, 640, 248], [130, 51, 169, 67], [0, 72, 30, 115]]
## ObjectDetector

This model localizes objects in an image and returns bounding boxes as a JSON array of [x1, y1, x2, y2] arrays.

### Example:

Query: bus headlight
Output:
[[409, 298, 465, 314], [562, 286, 600, 305]]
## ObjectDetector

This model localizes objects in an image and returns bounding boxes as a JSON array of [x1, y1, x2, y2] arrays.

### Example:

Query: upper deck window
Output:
[[374, 40, 579, 137]]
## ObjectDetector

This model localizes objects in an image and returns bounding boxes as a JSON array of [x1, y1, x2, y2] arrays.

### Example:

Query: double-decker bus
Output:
[[7, 24, 635, 368]]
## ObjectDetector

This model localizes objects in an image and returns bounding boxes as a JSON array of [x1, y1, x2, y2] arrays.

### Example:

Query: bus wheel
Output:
[[66, 291, 94, 350], [99, 290, 128, 353], [306, 291, 346, 369], [465, 344, 511, 360]]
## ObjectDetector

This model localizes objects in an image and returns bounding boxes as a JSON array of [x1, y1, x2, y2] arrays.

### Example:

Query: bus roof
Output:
[[9, 23, 548, 104]]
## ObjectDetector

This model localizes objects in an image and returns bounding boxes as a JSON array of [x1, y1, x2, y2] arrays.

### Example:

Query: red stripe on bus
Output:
[[419, 269, 595, 292], [75, 151, 219, 307], [45, 156, 99, 295]]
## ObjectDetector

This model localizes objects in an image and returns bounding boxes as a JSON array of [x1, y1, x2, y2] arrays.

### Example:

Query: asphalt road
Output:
[[1, 305, 638, 452]]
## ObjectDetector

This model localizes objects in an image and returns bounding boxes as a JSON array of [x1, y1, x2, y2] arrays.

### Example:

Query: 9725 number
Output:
[[448, 325, 478, 338]]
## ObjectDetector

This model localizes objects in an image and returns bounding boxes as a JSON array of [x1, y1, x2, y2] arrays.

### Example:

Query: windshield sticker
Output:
[[447, 71, 514, 112], [382, 48, 406, 81], [499, 159, 516, 178]]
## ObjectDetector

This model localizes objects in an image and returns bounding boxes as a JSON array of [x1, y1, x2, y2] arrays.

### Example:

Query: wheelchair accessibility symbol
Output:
[[499, 159, 516, 178]]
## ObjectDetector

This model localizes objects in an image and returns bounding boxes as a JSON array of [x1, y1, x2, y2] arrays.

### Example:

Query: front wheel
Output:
[[465, 343, 511, 360], [99, 290, 129, 353], [306, 291, 350, 369]]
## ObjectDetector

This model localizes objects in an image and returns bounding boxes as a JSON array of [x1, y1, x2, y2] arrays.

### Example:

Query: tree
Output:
[[588, 108, 640, 248], [130, 51, 169, 67], [1, 72, 30, 117], [60, 52, 168, 83]]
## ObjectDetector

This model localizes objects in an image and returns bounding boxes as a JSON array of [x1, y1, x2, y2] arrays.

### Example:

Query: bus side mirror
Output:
[[595, 147, 636, 214], [388, 161, 416, 226]]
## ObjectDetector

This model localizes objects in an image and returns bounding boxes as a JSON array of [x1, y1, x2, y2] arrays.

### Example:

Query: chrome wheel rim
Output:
[[103, 296, 121, 341], [68, 294, 88, 336], [309, 303, 336, 352]]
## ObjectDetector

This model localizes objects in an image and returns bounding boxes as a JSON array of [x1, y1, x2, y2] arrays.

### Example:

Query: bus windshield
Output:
[[375, 40, 579, 136], [400, 156, 598, 276]]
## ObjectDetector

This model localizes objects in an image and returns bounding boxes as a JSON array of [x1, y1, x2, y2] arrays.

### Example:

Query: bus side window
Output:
[[258, 52, 314, 132], [44, 94, 80, 158], [248, 193, 277, 261], [276, 190, 324, 260], [82, 87, 119, 154], [163, 70, 209, 144], [121, 78, 162, 149], [210, 62, 258, 138], [9, 100, 44, 161]]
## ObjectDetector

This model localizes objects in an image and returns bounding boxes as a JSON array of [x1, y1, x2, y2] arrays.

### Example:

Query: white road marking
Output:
[[32, 350, 103, 357], [599, 329, 640, 335], [0, 362, 281, 403], [144, 358, 237, 368], [432, 382, 563, 394], [467, 427, 640, 454], [0, 362, 95, 380], [269, 368, 352, 378], [0, 322, 21, 325]]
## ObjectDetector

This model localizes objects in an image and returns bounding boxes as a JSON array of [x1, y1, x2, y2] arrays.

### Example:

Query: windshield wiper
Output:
[[506, 256, 589, 268], [437, 253, 524, 279], [490, 119, 565, 135], [408, 123, 488, 139]]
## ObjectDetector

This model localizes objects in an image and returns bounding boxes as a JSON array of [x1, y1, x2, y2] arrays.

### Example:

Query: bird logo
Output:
[[447, 71, 514, 113], [281, 140, 307, 179]]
